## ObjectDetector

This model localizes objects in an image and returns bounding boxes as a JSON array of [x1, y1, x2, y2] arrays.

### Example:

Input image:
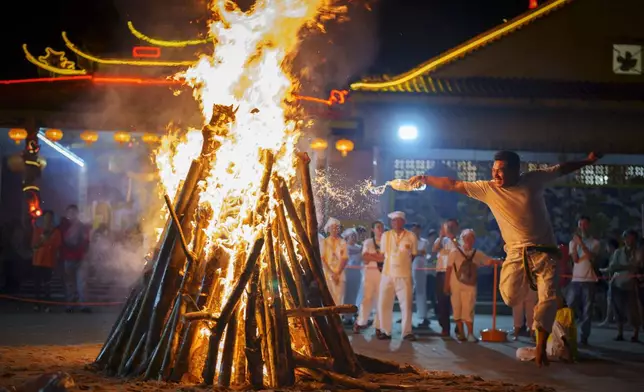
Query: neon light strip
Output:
[[0, 76, 345, 105], [127, 21, 208, 48], [37, 130, 85, 168], [350, 0, 570, 90], [62, 32, 196, 66], [23, 44, 87, 76], [132, 46, 161, 59]]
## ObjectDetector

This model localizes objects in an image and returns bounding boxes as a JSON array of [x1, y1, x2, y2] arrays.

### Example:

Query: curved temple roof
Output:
[[350, 0, 573, 93], [127, 21, 209, 48]]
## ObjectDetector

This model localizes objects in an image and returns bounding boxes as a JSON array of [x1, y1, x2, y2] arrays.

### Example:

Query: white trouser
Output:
[[378, 275, 413, 337], [325, 269, 346, 306], [356, 267, 381, 328], [500, 250, 558, 333], [512, 288, 538, 328], [412, 258, 428, 320]]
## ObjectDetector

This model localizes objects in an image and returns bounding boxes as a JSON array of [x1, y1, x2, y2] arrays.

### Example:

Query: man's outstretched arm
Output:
[[558, 152, 603, 175], [409, 175, 468, 194]]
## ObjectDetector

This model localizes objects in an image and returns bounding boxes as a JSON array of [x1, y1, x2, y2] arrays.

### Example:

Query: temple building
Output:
[[329, 0, 644, 252], [1, 0, 643, 249]]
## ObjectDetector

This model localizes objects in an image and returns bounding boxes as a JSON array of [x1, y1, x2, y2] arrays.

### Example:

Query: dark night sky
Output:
[[1, 0, 531, 80]]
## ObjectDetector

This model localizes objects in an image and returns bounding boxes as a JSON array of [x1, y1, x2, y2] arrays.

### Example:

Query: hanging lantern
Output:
[[335, 139, 354, 157], [142, 133, 160, 144], [310, 138, 328, 151], [529, 0, 538, 9], [45, 128, 63, 142], [114, 131, 131, 144], [80, 130, 99, 145], [8, 128, 28, 145]]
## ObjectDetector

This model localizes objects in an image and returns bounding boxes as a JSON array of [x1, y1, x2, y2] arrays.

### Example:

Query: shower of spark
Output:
[[314, 167, 378, 215]]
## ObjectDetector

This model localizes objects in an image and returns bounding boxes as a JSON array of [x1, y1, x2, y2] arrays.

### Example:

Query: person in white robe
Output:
[[321, 218, 348, 306], [377, 211, 418, 341], [410, 223, 431, 328], [354, 221, 385, 335]]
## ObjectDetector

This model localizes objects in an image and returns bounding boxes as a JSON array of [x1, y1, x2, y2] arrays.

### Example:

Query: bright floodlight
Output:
[[398, 125, 418, 140]]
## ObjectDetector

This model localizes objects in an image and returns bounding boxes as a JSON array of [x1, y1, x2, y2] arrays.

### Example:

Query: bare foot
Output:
[[535, 328, 550, 368]]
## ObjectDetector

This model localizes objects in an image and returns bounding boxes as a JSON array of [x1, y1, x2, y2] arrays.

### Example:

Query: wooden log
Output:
[[202, 236, 265, 384], [244, 266, 263, 389], [292, 352, 333, 371], [314, 369, 381, 392], [256, 279, 272, 383], [275, 201, 324, 355], [231, 302, 247, 386], [218, 304, 239, 386], [260, 256, 277, 388], [183, 311, 217, 321], [118, 159, 202, 373], [285, 305, 358, 318], [267, 222, 295, 387], [143, 294, 180, 379], [169, 253, 220, 382], [273, 176, 362, 376], [142, 186, 201, 363], [95, 284, 139, 366], [121, 333, 146, 376], [297, 152, 322, 262], [356, 354, 420, 375], [105, 288, 146, 374]]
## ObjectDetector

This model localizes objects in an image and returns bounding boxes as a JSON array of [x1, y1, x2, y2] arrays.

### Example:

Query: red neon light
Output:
[[0, 76, 347, 105], [0, 75, 91, 84], [132, 46, 161, 59], [93, 77, 178, 85], [529, 0, 538, 9], [293, 89, 348, 106]]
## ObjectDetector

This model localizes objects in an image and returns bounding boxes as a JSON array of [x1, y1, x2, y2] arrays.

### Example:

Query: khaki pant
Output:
[[450, 288, 476, 323], [500, 250, 558, 333]]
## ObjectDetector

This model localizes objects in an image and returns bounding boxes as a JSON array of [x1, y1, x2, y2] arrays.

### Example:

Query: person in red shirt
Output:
[[32, 210, 62, 312], [59, 204, 90, 313]]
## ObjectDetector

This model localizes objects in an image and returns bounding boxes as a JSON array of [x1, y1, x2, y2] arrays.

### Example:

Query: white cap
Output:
[[324, 217, 341, 233], [387, 211, 406, 220], [342, 228, 357, 238], [460, 228, 475, 239]]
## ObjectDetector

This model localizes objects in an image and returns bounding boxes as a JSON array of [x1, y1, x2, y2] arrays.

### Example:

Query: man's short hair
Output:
[[579, 215, 591, 222], [410, 222, 421, 229], [66, 204, 79, 212], [445, 218, 459, 225], [494, 150, 521, 170]]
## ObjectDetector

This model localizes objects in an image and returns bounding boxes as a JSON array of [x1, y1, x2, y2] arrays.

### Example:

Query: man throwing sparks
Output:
[[409, 151, 602, 366]]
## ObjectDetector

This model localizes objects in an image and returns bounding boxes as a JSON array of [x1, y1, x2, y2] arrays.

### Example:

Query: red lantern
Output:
[[529, 0, 538, 9]]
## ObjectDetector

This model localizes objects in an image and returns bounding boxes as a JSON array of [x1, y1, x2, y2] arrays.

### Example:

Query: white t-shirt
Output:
[[569, 237, 600, 282], [381, 230, 418, 278], [321, 236, 348, 277], [361, 237, 381, 269], [462, 166, 560, 253], [447, 247, 489, 290], [435, 237, 458, 272]]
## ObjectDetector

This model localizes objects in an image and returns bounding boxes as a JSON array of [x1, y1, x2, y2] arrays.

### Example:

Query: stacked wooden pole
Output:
[[94, 106, 417, 389]]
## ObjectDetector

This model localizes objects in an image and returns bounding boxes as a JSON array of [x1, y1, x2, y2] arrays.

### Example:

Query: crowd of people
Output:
[[320, 150, 644, 367], [0, 204, 144, 313], [319, 214, 501, 342]]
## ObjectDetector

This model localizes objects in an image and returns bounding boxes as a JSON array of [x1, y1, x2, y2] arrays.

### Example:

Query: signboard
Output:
[[613, 44, 642, 75]]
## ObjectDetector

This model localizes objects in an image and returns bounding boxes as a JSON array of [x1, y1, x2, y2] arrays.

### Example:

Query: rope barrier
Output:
[[0, 294, 125, 306]]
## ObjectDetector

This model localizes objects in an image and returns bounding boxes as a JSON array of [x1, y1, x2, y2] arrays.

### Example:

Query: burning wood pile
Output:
[[92, 1, 419, 389]]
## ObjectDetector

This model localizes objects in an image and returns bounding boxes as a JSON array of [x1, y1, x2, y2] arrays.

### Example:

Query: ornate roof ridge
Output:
[[351, 0, 574, 92]]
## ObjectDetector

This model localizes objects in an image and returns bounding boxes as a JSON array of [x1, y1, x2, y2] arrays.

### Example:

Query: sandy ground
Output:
[[0, 344, 554, 392]]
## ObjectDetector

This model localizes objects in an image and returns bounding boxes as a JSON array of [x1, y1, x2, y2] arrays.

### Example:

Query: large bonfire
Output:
[[93, 0, 415, 389]]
